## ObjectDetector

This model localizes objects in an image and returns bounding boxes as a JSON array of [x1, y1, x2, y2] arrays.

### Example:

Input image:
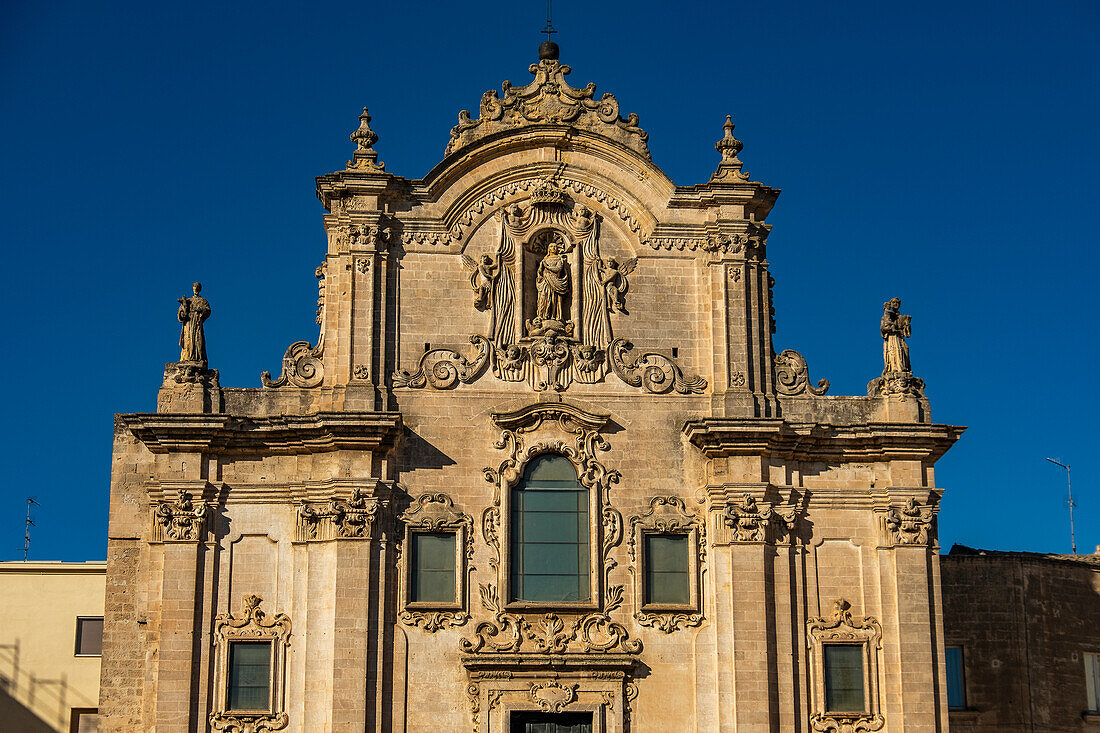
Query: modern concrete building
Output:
[[99, 43, 969, 732], [0, 560, 105, 732]]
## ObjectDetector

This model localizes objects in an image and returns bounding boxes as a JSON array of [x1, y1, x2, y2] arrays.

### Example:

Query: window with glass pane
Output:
[[410, 532, 457, 604], [945, 646, 966, 710], [823, 644, 865, 713], [510, 454, 590, 603], [644, 534, 690, 606], [227, 641, 271, 711], [75, 616, 104, 656], [1086, 652, 1100, 713]]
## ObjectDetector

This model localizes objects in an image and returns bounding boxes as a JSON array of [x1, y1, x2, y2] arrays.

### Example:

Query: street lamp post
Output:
[[1045, 457, 1076, 555]]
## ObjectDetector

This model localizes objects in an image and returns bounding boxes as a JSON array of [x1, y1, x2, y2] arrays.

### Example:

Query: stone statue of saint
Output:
[[177, 282, 210, 365], [535, 240, 570, 323], [880, 297, 911, 373]]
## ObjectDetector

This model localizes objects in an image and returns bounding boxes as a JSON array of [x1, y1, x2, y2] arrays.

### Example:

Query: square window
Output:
[[945, 646, 966, 710], [644, 534, 690, 606], [823, 644, 865, 713], [1086, 652, 1100, 714], [75, 617, 103, 656], [69, 708, 99, 733], [410, 532, 457, 604], [227, 641, 272, 712]]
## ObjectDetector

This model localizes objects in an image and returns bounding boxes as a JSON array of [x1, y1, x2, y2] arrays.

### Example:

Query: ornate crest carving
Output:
[[210, 595, 291, 733], [529, 681, 578, 713], [807, 599, 884, 733], [881, 497, 935, 546], [154, 489, 208, 542], [722, 494, 797, 544], [446, 55, 649, 160], [774, 349, 830, 396], [296, 488, 379, 541]]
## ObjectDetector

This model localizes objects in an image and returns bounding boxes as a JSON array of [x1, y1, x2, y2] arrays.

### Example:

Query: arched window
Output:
[[509, 454, 591, 603]]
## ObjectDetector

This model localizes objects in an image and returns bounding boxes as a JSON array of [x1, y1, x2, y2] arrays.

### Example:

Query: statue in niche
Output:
[[880, 297, 911, 373], [177, 282, 210, 365], [527, 232, 572, 336], [461, 253, 499, 310]]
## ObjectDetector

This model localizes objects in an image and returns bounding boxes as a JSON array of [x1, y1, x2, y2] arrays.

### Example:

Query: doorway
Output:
[[510, 710, 593, 733]]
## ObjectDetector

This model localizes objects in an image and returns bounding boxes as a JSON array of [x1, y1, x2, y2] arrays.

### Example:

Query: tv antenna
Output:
[[542, 0, 557, 42], [23, 497, 39, 561], [1045, 458, 1076, 555]]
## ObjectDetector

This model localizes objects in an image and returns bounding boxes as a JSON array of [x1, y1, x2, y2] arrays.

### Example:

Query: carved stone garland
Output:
[[295, 488, 380, 541], [394, 183, 707, 395], [153, 489, 208, 542], [774, 349, 830, 396], [628, 496, 706, 633], [880, 497, 936, 547], [210, 594, 292, 733], [460, 402, 642, 656], [398, 493, 473, 632], [807, 599, 884, 733]]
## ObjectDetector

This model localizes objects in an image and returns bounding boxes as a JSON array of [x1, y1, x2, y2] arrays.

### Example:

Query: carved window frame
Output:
[[628, 497, 705, 632], [807, 599, 884, 733], [210, 594, 291, 733], [501, 447, 602, 612], [398, 493, 472, 631]]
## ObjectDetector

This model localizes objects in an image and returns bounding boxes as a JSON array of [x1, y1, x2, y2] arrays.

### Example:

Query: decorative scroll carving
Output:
[[634, 612, 704, 634], [722, 494, 797, 544], [210, 595, 291, 733], [774, 349, 830, 396], [882, 497, 935, 546], [574, 585, 642, 653], [296, 488, 379, 541], [261, 338, 324, 389], [627, 497, 702, 565], [347, 107, 385, 171], [867, 297, 925, 398], [398, 610, 469, 632], [808, 599, 884, 733], [392, 336, 491, 389], [711, 115, 749, 182], [529, 681, 578, 713], [154, 489, 208, 542], [608, 338, 707, 395], [446, 54, 649, 160]]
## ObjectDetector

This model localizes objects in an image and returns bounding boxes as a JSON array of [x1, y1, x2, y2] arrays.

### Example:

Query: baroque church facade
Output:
[[100, 43, 964, 732]]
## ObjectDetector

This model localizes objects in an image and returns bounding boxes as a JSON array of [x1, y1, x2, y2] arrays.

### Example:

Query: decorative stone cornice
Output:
[[446, 56, 649, 161], [683, 419, 964, 462], [122, 412, 402, 454]]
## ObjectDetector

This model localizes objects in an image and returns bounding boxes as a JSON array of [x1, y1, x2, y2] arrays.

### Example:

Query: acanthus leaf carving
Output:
[[774, 349, 830, 396], [154, 489, 208, 542], [398, 610, 469, 633], [722, 494, 797, 544], [296, 488, 379, 541], [881, 497, 935, 546], [634, 612, 704, 634]]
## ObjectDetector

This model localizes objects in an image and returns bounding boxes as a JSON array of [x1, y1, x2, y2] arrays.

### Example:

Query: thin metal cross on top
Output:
[[543, 0, 557, 42]]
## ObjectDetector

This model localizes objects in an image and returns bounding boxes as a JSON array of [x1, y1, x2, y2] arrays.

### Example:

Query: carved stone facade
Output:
[[99, 44, 964, 732]]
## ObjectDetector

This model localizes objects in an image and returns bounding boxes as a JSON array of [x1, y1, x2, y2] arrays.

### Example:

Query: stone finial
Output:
[[348, 107, 385, 171], [710, 115, 748, 182]]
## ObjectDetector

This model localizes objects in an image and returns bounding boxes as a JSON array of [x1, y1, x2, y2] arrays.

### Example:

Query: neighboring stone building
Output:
[[942, 545, 1100, 732], [0, 560, 105, 732], [100, 43, 967, 732]]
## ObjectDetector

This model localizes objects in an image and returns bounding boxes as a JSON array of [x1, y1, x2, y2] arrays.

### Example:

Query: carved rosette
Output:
[[210, 594, 291, 733], [807, 599, 884, 733], [880, 497, 936, 546], [398, 493, 472, 633], [296, 488, 379, 541], [721, 494, 797, 544], [446, 56, 649, 160], [774, 349, 830, 396], [153, 489, 208, 542]]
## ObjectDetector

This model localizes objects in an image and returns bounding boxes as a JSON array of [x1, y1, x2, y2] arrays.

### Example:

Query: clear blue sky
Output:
[[2, 0, 1097, 561]]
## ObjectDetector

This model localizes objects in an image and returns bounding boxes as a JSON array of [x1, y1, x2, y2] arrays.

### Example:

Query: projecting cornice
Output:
[[121, 412, 402, 454], [682, 418, 965, 461]]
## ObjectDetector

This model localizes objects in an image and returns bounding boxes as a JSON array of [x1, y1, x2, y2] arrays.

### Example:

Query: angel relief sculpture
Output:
[[394, 181, 707, 395]]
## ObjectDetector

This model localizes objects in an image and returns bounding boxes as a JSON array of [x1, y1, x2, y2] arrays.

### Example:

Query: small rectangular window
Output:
[[823, 644, 865, 713], [75, 617, 103, 656], [1086, 652, 1100, 714], [227, 641, 271, 712], [644, 534, 690, 606], [69, 708, 99, 733], [946, 646, 966, 710], [410, 532, 457, 604]]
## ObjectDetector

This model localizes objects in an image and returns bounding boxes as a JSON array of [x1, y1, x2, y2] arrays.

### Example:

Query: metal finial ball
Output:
[[539, 41, 559, 60]]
